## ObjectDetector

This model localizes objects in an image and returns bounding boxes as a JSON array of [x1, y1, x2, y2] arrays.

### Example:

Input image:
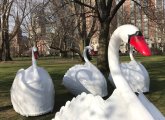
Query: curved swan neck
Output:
[[129, 46, 135, 61], [83, 47, 90, 64], [108, 25, 154, 120], [109, 34, 131, 90], [32, 49, 37, 68], [32, 49, 40, 80]]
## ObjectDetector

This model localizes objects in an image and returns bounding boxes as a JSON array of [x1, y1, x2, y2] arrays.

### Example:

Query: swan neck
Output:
[[108, 33, 132, 91], [31, 50, 40, 80], [108, 26, 155, 119], [108, 34, 121, 74], [83, 47, 90, 64], [129, 46, 135, 61], [32, 50, 37, 68]]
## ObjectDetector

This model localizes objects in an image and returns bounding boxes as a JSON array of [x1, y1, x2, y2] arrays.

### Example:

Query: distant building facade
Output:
[[91, 0, 165, 55], [29, 2, 79, 56], [118, 0, 165, 54], [29, 4, 52, 56], [22, 0, 165, 56], [11, 16, 29, 57]]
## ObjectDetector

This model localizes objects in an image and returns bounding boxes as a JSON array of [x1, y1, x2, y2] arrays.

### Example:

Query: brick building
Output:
[[118, 0, 165, 54], [11, 15, 29, 57], [28, 0, 165, 56]]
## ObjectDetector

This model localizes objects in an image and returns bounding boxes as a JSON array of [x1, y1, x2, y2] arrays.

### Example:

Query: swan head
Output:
[[32, 46, 39, 59], [83, 46, 94, 56], [116, 24, 151, 56], [86, 46, 93, 53], [86, 46, 93, 50], [83, 46, 94, 62]]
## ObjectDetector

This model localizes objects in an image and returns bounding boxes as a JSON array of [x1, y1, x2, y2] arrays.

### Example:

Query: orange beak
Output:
[[129, 32, 151, 56]]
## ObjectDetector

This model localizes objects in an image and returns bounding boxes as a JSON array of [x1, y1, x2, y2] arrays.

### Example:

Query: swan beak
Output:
[[34, 51, 39, 59], [129, 36, 151, 56]]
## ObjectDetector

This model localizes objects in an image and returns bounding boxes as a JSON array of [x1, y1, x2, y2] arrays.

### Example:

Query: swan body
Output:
[[52, 24, 165, 120], [109, 46, 150, 92], [54, 90, 165, 120], [11, 46, 55, 116], [63, 46, 108, 97]]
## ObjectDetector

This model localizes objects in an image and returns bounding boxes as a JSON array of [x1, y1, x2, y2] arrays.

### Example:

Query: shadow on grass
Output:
[[49, 72, 75, 112], [145, 60, 165, 93], [0, 105, 13, 112]]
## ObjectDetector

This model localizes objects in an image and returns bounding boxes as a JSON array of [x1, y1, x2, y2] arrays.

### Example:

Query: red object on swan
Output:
[[129, 36, 151, 56], [34, 51, 39, 59]]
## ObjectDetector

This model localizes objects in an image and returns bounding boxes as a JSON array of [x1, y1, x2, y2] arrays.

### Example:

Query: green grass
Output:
[[0, 55, 165, 119]]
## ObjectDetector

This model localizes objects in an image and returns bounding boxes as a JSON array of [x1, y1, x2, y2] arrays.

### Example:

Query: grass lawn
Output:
[[0, 55, 165, 120]]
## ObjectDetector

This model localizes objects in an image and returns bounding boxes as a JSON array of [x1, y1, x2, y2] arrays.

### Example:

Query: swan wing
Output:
[[63, 64, 107, 97], [108, 60, 150, 92], [16, 68, 25, 75], [128, 60, 150, 92], [53, 89, 156, 120], [138, 62, 149, 77], [63, 64, 90, 95], [106, 89, 155, 120], [108, 62, 130, 86], [79, 63, 107, 97], [53, 90, 128, 120], [53, 92, 106, 120]]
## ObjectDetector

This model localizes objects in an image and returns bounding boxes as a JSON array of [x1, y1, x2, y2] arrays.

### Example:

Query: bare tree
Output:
[[132, 0, 165, 54], [0, 0, 27, 61], [0, 0, 14, 60], [73, 0, 97, 60], [70, 0, 165, 73], [49, 0, 98, 61], [47, 0, 82, 59], [70, 0, 126, 73], [22, 0, 50, 47]]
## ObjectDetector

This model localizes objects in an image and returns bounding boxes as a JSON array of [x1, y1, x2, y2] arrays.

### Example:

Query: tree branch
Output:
[[108, 0, 126, 22], [72, 0, 95, 10]]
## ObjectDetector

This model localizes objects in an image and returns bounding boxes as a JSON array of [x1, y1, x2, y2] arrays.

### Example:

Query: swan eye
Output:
[[134, 31, 143, 36]]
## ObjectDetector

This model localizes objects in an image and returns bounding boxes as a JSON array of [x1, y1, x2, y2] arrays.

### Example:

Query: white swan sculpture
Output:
[[108, 45, 150, 92], [11, 46, 55, 117], [63, 46, 107, 97], [52, 24, 165, 120]]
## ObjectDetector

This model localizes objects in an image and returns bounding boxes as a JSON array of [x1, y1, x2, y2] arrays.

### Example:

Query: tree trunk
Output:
[[79, 39, 84, 55], [61, 51, 68, 58], [97, 21, 110, 73], [4, 31, 12, 61], [0, 31, 2, 61], [0, 45, 3, 61]]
